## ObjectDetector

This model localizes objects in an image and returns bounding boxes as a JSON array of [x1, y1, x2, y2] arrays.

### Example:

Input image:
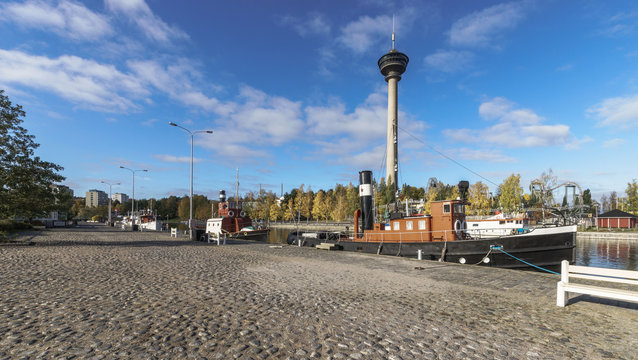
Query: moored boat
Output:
[[205, 190, 269, 242], [287, 171, 576, 269]]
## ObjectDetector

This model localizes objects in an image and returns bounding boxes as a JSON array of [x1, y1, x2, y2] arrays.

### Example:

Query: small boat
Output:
[[287, 171, 576, 269], [205, 190, 269, 242], [137, 213, 163, 231]]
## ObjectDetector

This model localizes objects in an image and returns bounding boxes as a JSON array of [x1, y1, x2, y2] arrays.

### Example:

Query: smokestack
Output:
[[359, 170, 374, 231]]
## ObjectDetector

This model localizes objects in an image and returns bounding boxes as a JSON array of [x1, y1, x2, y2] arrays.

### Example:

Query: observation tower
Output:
[[378, 32, 408, 194]]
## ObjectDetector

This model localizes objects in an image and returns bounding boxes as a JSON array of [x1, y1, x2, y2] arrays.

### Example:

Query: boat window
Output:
[[473, 223, 479, 227], [443, 204, 451, 213], [454, 204, 465, 214], [418, 220, 426, 230], [393, 222, 400, 231], [516, 220, 522, 224], [507, 220, 513, 223], [499, 221, 505, 225], [406, 221, 413, 230]]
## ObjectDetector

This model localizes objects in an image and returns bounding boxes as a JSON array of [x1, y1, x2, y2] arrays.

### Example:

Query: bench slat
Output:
[[568, 265, 638, 280], [561, 283, 638, 303], [568, 273, 638, 286]]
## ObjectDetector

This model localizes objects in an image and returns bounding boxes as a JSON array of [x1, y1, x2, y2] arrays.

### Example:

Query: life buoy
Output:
[[228, 210, 234, 217], [240, 211, 246, 217], [244, 232, 248, 236], [461, 220, 467, 231]]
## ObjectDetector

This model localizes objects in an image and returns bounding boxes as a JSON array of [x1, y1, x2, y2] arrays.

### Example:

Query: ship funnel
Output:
[[359, 170, 374, 231], [219, 190, 226, 202], [457, 181, 469, 201]]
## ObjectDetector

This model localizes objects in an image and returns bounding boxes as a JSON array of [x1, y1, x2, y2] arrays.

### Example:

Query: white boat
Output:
[[137, 214, 163, 231], [466, 212, 528, 238]]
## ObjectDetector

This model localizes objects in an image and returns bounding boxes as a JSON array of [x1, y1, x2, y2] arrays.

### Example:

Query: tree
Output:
[[626, 180, 638, 214], [609, 191, 618, 210], [312, 190, 327, 220], [498, 174, 523, 212], [0, 90, 65, 219], [601, 194, 609, 212], [468, 181, 490, 215]]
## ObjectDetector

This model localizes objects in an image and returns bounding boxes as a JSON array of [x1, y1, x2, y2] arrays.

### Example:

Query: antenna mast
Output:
[[392, 14, 395, 49]]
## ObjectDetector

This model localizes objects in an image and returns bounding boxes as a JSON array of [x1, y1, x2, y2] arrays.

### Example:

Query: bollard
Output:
[[417, 249, 422, 260]]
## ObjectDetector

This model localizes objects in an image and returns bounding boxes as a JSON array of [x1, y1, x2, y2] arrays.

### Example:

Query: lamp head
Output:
[[169, 122, 177, 126], [206, 130, 213, 134], [119, 166, 125, 169]]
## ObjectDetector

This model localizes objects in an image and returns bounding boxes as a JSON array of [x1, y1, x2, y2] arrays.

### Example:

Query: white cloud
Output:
[[603, 138, 626, 148], [304, 89, 425, 167], [564, 136, 593, 150], [105, 0, 188, 44], [338, 14, 392, 53], [141, 118, 157, 127], [449, 2, 526, 48], [153, 154, 204, 164], [444, 97, 571, 148], [126, 59, 235, 116], [283, 13, 330, 37], [0, 49, 147, 112], [0, 0, 112, 40], [455, 147, 516, 163], [424, 50, 474, 73], [588, 94, 638, 128]]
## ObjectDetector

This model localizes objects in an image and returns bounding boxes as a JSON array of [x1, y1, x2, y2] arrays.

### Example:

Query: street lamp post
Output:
[[169, 122, 213, 239], [101, 180, 120, 225], [119, 166, 148, 228]]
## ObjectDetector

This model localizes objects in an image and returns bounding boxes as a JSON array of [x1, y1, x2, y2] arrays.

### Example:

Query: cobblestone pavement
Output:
[[1, 225, 636, 359]]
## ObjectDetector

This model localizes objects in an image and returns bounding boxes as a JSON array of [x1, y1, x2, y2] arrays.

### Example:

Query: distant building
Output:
[[597, 209, 637, 229], [86, 189, 108, 207], [112, 193, 129, 204]]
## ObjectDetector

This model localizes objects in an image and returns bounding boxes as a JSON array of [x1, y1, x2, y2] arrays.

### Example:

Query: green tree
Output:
[[0, 90, 65, 219], [626, 180, 638, 214], [498, 174, 523, 212]]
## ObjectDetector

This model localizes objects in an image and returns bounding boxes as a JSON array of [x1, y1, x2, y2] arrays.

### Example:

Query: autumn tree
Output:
[[312, 190, 327, 220], [498, 173, 523, 212], [468, 181, 490, 215]]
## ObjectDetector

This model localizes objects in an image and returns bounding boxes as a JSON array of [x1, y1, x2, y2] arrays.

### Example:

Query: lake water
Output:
[[267, 228, 638, 271]]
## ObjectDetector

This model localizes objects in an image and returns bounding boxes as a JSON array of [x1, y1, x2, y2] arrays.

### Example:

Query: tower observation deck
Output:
[[378, 47, 409, 194]]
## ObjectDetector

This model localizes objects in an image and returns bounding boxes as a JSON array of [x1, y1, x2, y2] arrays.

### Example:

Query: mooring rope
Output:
[[490, 245, 560, 275]]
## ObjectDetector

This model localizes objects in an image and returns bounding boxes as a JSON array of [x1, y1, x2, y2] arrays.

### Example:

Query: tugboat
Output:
[[205, 190, 269, 242], [287, 171, 576, 269]]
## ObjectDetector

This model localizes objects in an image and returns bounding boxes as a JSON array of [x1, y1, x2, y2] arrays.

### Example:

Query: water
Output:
[[576, 238, 638, 271], [267, 227, 638, 271]]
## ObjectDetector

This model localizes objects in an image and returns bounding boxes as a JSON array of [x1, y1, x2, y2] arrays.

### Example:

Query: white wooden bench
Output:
[[557, 260, 638, 307]]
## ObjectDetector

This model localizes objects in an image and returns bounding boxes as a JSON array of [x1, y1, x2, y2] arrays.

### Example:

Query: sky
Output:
[[1, 0, 637, 202]]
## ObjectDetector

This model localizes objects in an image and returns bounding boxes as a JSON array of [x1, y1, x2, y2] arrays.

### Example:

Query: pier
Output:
[[1, 225, 636, 359]]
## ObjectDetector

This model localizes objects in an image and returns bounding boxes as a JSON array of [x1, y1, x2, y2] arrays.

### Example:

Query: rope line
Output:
[[490, 245, 560, 275], [397, 126, 499, 187]]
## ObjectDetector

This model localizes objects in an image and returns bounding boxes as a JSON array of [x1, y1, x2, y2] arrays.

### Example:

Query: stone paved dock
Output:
[[1, 225, 636, 359]]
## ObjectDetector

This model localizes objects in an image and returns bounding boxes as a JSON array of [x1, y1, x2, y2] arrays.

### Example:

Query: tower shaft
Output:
[[378, 48, 408, 194], [386, 76, 399, 188]]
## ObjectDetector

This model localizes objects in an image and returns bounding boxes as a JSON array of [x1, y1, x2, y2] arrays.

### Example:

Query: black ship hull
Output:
[[227, 229, 270, 242], [287, 227, 576, 269]]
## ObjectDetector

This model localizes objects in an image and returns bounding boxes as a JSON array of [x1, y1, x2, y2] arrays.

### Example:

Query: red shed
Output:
[[597, 209, 637, 229]]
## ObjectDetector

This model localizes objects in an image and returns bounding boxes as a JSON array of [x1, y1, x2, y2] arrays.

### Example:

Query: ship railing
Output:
[[358, 228, 464, 243]]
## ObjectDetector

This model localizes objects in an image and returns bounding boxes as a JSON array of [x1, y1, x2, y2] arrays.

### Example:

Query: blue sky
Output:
[[1, 0, 637, 201]]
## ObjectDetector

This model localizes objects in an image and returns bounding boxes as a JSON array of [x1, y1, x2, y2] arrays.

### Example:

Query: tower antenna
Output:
[[392, 14, 396, 49]]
